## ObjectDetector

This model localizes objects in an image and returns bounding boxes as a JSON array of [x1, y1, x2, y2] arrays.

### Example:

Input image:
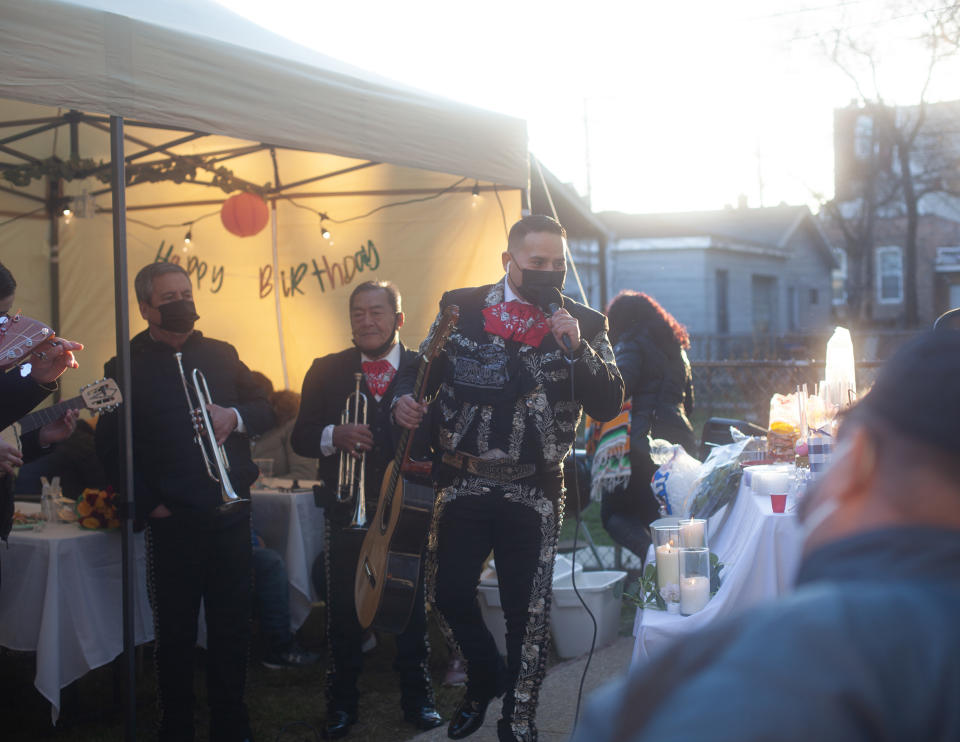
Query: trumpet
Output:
[[174, 352, 241, 507], [337, 372, 368, 529]]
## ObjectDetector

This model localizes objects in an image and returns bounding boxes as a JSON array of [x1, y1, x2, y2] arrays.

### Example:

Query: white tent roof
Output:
[[0, 0, 528, 186]]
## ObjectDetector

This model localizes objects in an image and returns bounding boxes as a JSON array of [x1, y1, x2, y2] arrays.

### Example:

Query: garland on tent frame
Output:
[[0, 155, 267, 195]]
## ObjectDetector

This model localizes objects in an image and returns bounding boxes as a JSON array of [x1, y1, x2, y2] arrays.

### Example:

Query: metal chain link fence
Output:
[[690, 360, 885, 430]]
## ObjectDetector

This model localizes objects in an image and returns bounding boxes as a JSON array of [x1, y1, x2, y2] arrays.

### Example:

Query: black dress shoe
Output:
[[447, 697, 490, 740], [403, 704, 444, 730], [324, 709, 358, 740]]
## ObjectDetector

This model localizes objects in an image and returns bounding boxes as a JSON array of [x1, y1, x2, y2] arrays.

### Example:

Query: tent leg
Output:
[[110, 115, 138, 742], [270, 200, 290, 389]]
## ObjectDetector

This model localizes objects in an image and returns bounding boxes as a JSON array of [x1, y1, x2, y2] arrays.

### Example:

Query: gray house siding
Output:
[[780, 222, 834, 333], [607, 246, 710, 334]]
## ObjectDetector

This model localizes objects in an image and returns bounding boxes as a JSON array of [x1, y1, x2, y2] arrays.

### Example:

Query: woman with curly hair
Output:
[[591, 290, 696, 560]]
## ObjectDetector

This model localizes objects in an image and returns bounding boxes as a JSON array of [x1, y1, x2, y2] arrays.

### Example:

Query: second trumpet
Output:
[[337, 372, 368, 528]]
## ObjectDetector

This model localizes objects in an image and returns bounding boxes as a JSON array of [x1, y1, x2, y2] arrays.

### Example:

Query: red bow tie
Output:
[[482, 300, 550, 346], [361, 359, 396, 397]]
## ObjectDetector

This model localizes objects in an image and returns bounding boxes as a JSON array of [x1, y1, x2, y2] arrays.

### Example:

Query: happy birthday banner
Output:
[[55, 191, 518, 393]]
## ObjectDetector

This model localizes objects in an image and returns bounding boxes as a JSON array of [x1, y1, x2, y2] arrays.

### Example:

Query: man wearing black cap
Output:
[[572, 330, 960, 742]]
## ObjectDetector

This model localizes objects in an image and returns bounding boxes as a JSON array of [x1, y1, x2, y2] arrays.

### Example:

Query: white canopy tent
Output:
[[0, 1, 527, 733], [0, 0, 528, 392], [0, 0, 527, 186]]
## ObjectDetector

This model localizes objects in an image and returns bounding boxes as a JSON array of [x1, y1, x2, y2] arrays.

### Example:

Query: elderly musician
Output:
[[394, 215, 624, 742], [96, 262, 273, 742], [291, 280, 443, 740]]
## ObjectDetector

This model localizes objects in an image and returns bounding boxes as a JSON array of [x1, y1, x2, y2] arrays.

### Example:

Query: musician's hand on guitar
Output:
[[393, 394, 428, 430], [333, 423, 374, 460], [0, 440, 23, 475], [30, 336, 83, 384], [206, 404, 238, 445], [38, 409, 79, 447]]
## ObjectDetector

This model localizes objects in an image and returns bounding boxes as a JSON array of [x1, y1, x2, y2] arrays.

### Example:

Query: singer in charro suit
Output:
[[394, 215, 624, 742], [291, 280, 443, 740]]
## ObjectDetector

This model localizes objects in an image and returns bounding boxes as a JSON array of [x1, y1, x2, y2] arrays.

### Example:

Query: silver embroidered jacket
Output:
[[397, 282, 624, 474]]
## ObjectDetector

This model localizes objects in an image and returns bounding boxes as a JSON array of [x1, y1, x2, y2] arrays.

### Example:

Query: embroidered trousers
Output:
[[427, 475, 562, 742]]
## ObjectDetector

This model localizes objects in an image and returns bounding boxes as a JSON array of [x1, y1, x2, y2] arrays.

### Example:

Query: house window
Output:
[[752, 275, 778, 334], [854, 114, 874, 160], [876, 246, 904, 304], [716, 269, 729, 334], [832, 248, 848, 306], [787, 286, 797, 331], [809, 288, 819, 305]]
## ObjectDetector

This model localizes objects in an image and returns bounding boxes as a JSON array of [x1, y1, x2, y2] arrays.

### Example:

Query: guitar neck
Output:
[[18, 396, 84, 434], [388, 356, 430, 489]]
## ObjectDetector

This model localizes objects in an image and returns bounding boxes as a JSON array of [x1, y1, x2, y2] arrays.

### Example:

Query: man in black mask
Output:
[[96, 262, 274, 742], [394, 215, 624, 742], [291, 280, 443, 739]]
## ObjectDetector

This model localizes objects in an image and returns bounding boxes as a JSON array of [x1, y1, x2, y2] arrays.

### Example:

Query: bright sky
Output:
[[217, 0, 959, 215]]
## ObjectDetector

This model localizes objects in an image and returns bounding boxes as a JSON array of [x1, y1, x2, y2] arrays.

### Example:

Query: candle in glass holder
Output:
[[652, 525, 681, 593], [679, 546, 711, 615], [680, 575, 710, 615], [655, 542, 680, 591], [678, 518, 707, 548]]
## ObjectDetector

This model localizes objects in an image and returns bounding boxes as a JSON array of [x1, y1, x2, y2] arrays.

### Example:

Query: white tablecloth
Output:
[[0, 505, 153, 724], [0, 491, 324, 722], [632, 465, 803, 665], [250, 488, 325, 629]]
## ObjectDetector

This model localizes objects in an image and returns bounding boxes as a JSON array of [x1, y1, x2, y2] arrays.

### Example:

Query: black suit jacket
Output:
[[292, 343, 417, 519], [0, 372, 56, 430], [1, 373, 56, 540], [95, 330, 274, 523]]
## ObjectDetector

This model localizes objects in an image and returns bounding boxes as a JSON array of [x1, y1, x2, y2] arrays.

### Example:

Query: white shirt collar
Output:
[[503, 274, 531, 305], [361, 341, 401, 370]]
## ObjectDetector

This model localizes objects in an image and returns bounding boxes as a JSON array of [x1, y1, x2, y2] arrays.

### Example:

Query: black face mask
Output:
[[519, 268, 566, 313], [158, 299, 199, 334]]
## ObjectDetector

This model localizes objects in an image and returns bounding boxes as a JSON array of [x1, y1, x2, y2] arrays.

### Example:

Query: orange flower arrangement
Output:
[[76, 487, 120, 530]]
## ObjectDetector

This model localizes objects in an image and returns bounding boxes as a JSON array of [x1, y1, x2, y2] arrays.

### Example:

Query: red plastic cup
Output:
[[770, 494, 787, 513]]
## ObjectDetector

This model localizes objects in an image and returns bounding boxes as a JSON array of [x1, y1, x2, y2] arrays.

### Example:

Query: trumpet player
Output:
[[292, 280, 443, 739], [95, 262, 274, 742]]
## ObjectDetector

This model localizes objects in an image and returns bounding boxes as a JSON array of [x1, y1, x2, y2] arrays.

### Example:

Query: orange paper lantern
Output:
[[220, 192, 269, 237]]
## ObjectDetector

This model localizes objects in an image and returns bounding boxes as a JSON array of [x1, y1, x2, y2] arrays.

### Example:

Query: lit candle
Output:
[[655, 542, 680, 592], [679, 519, 706, 548], [680, 575, 710, 615]]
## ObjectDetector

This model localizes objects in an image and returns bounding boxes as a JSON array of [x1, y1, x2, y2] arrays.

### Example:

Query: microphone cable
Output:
[[552, 308, 598, 732]]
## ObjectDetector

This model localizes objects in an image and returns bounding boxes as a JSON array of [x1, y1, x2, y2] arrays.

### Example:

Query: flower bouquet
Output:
[[76, 487, 120, 530]]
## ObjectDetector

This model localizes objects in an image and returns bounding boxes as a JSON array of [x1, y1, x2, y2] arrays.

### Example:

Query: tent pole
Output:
[[110, 115, 138, 742], [47, 178, 62, 402], [270, 201, 290, 389]]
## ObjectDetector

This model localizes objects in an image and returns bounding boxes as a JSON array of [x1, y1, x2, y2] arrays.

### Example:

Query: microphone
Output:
[[542, 289, 573, 352]]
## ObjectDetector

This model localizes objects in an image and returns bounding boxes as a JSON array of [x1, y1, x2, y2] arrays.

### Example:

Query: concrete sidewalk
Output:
[[411, 635, 634, 742]]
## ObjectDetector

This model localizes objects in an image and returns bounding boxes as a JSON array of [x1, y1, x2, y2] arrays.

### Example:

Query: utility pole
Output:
[[583, 97, 593, 210]]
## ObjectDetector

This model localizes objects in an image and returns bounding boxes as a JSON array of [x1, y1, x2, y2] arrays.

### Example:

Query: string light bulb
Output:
[[184, 228, 192, 245], [321, 223, 330, 240], [472, 182, 480, 198]]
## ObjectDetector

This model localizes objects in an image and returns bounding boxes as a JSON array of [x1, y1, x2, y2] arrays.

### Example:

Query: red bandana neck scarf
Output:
[[361, 358, 396, 397], [482, 300, 550, 347]]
